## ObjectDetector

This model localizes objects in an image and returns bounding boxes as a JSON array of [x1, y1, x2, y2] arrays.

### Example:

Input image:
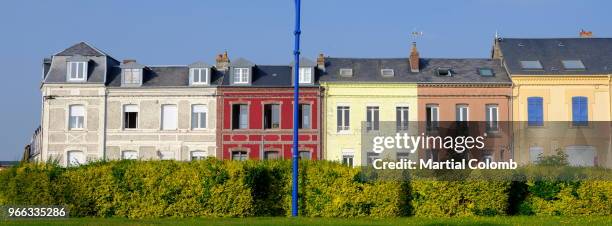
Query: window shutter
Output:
[[162, 105, 178, 130]]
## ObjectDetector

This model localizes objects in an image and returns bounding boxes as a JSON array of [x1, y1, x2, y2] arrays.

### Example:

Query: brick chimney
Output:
[[316, 53, 325, 71], [580, 29, 593, 38], [409, 42, 420, 73], [123, 59, 137, 64], [215, 51, 230, 70]]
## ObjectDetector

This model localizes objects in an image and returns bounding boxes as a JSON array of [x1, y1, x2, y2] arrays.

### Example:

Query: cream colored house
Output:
[[35, 42, 220, 166]]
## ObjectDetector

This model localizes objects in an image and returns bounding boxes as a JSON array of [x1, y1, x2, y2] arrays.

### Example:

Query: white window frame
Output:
[[233, 68, 250, 84], [337, 105, 350, 132], [122, 68, 142, 85], [161, 104, 178, 130], [486, 104, 499, 131], [190, 68, 210, 85], [121, 150, 138, 160], [191, 104, 208, 129], [342, 149, 354, 167], [123, 104, 139, 129], [67, 61, 87, 81], [381, 69, 394, 77], [298, 67, 312, 84], [456, 104, 469, 122], [190, 151, 207, 161], [339, 68, 353, 77], [396, 106, 409, 131], [67, 150, 86, 167], [68, 105, 85, 130], [366, 106, 379, 131]]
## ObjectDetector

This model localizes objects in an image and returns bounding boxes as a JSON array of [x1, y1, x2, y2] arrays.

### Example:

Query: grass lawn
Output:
[[2, 216, 612, 226]]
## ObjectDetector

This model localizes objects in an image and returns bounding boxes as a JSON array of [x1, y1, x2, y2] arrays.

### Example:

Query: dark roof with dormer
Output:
[[497, 38, 612, 75]]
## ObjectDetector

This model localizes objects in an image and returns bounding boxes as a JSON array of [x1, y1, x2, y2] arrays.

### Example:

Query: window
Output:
[[366, 106, 380, 131], [381, 69, 394, 77], [190, 151, 207, 161], [367, 152, 380, 166], [122, 68, 142, 85], [436, 67, 452, 76], [529, 147, 543, 163], [67, 61, 87, 81], [486, 104, 499, 131], [232, 104, 249, 129], [191, 105, 207, 129], [483, 154, 493, 162], [527, 97, 543, 126], [299, 104, 311, 129], [264, 151, 280, 160], [67, 150, 86, 167], [161, 105, 178, 130], [520, 60, 543, 70], [396, 106, 409, 131], [159, 151, 175, 160], [121, 150, 138, 160], [233, 68, 249, 84], [342, 150, 354, 167], [299, 67, 312, 84], [456, 104, 469, 121], [337, 106, 350, 132], [123, 105, 138, 129], [478, 68, 494, 77], [263, 104, 280, 129], [190, 68, 209, 85], [339, 68, 353, 77], [298, 150, 311, 160], [232, 151, 248, 161], [69, 105, 85, 130], [426, 104, 439, 130], [572, 96, 588, 126], [562, 60, 585, 70]]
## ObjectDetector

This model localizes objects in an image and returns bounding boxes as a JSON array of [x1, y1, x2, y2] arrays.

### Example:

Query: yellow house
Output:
[[318, 54, 419, 166], [494, 36, 612, 167]]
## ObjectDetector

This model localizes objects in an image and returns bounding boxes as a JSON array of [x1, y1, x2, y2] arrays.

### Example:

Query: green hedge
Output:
[[0, 160, 610, 218]]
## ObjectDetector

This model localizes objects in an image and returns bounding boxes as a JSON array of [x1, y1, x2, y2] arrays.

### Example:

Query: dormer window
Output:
[[66, 55, 88, 82], [381, 69, 394, 77], [339, 68, 353, 77], [190, 68, 209, 85], [120, 60, 145, 87], [436, 67, 452, 76], [299, 67, 313, 84], [233, 68, 250, 84], [520, 60, 543, 70], [122, 69, 142, 85], [561, 60, 585, 70]]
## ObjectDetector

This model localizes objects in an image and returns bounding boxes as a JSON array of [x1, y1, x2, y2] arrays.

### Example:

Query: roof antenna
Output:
[[495, 30, 499, 39]]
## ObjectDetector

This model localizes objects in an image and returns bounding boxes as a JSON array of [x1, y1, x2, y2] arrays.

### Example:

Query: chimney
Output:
[[316, 53, 325, 71], [123, 59, 136, 64], [215, 51, 230, 71], [409, 42, 420, 73], [580, 29, 593, 38]]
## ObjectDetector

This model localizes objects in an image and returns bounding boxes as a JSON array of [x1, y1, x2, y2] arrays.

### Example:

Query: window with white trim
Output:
[[190, 68, 209, 85], [426, 104, 439, 130], [190, 151, 207, 161], [122, 68, 142, 85], [366, 106, 379, 131], [69, 105, 85, 130], [67, 61, 87, 81], [456, 104, 469, 122], [342, 150, 354, 167], [264, 150, 280, 160], [123, 105, 138, 129], [67, 150, 86, 167], [299, 67, 312, 84], [191, 105, 207, 129], [298, 150, 311, 160], [233, 68, 249, 84], [121, 150, 138, 160], [486, 104, 499, 131], [337, 106, 350, 132], [396, 106, 409, 131], [161, 105, 178, 130], [232, 151, 248, 161]]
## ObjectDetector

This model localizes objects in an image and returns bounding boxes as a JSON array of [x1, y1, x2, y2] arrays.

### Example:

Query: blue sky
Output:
[[0, 0, 610, 160]]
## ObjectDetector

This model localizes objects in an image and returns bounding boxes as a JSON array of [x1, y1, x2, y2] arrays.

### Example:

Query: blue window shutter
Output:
[[572, 96, 588, 126], [528, 97, 543, 126]]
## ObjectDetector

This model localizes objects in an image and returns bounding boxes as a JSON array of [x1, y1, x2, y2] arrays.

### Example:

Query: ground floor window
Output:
[[122, 150, 138, 160], [342, 150, 354, 167], [67, 150, 86, 167], [298, 150, 311, 160], [264, 150, 280, 160], [232, 151, 248, 161], [190, 151, 207, 161]]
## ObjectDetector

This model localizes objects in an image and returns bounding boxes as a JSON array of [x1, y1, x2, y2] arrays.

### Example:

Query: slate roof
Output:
[[319, 57, 511, 84], [107, 66, 224, 87], [497, 38, 612, 75], [220, 65, 299, 87], [56, 42, 106, 56]]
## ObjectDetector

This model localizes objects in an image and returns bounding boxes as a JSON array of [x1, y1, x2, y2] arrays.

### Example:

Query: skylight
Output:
[[339, 68, 353, 77], [381, 69, 394, 77], [478, 68, 494, 77], [520, 60, 543, 70], [436, 67, 452, 77], [561, 60, 585, 70]]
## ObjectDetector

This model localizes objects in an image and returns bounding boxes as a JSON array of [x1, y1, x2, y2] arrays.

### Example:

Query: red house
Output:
[[216, 55, 321, 160]]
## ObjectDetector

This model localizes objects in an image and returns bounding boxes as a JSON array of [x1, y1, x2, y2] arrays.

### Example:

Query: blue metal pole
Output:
[[292, 0, 301, 217]]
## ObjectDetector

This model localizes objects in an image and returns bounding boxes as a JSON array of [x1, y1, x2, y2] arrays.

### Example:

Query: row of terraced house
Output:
[[27, 31, 612, 168]]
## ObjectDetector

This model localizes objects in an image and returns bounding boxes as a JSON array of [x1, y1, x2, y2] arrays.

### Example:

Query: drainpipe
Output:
[[102, 89, 108, 160]]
